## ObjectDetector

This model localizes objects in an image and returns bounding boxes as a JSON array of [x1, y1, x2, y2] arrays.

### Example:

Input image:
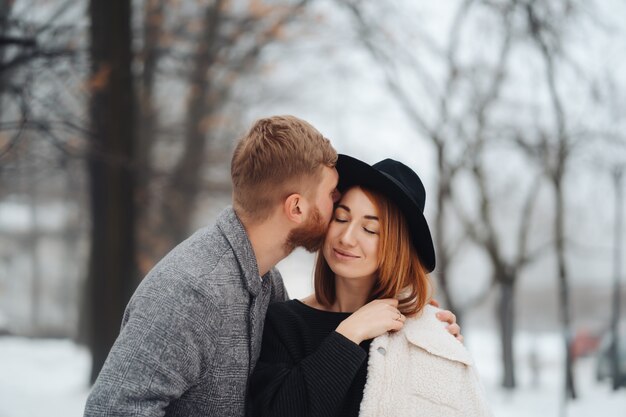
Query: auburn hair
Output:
[[314, 186, 432, 316], [231, 115, 337, 222]]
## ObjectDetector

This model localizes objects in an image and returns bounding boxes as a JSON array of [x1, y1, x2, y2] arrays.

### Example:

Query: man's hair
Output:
[[231, 115, 337, 222], [314, 186, 432, 316]]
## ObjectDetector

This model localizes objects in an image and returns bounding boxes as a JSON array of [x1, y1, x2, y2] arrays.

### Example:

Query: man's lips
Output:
[[333, 248, 360, 259]]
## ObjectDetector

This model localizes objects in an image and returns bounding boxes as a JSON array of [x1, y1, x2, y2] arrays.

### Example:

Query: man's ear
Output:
[[283, 193, 307, 224]]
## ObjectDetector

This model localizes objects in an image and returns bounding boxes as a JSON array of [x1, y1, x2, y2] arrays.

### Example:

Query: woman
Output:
[[249, 155, 490, 417]]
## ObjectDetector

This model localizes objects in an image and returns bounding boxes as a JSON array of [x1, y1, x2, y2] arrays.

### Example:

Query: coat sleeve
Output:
[[248, 307, 367, 417], [84, 276, 220, 417]]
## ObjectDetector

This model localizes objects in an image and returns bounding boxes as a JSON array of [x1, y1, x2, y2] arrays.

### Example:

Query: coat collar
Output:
[[216, 206, 267, 297], [215, 207, 274, 373], [403, 304, 473, 366], [371, 304, 473, 366]]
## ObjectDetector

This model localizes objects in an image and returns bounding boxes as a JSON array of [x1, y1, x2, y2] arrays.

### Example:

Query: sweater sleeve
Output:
[[249, 306, 367, 417], [84, 275, 220, 417]]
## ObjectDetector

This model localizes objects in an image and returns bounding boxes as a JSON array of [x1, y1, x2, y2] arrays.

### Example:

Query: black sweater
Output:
[[248, 299, 372, 417]]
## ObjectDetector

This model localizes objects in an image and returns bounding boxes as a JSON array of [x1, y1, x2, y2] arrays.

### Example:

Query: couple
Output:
[[84, 116, 490, 417]]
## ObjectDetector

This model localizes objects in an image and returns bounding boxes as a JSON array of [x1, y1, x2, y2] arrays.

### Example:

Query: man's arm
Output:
[[84, 278, 219, 417]]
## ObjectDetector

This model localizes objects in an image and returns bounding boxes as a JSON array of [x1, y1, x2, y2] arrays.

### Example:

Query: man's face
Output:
[[284, 166, 339, 252]]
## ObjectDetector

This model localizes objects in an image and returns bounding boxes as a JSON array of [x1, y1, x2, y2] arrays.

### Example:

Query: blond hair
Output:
[[231, 115, 337, 222]]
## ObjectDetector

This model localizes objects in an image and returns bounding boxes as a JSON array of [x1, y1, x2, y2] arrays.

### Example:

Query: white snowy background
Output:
[[1, 1, 626, 416]]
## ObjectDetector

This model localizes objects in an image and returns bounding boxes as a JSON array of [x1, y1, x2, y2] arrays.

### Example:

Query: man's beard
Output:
[[285, 207, 327, 253]]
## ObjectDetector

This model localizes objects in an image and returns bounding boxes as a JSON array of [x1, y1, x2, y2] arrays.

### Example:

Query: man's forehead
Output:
[[329, 166, 339, 185], [319, 165, 339, 186]]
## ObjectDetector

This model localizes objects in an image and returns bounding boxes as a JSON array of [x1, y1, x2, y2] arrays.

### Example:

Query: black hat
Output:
[[335, 154, 436, 272]]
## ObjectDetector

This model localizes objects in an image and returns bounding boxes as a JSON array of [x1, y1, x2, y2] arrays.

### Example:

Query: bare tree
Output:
[[87, 0, 136, 382], [343, 0, 482, 321], [452, 7, 545, 388], [510, 0, 591, 399], [134, 0, 312, 271], [135, 0, 165, 278], [425, 1, 546, 389], [0, 1, 90, 340], [342, 0, 608, 392], [0, 1, 79, 161]]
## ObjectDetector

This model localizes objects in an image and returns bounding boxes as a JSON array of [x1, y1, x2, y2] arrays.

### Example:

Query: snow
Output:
[[466, 331, 626, 417], [0, 331, 624, 417], [0, 337, 90, 417]]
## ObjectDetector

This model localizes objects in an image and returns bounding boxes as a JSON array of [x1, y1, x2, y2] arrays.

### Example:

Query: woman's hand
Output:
[[336, 299, 405, 345]]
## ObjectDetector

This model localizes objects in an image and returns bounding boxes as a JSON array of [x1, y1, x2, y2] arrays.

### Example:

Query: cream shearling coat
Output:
[[359, 305, 492, 417]]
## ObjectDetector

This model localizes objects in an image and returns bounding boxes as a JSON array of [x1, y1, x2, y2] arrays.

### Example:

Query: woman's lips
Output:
[[333, 248, 359, 260]]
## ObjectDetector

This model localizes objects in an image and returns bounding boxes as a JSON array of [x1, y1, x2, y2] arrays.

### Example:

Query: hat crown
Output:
[[373, 159, 426, 212]]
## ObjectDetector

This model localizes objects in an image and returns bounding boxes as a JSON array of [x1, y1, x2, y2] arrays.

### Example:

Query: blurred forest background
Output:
[[1, 0, 625, 415]]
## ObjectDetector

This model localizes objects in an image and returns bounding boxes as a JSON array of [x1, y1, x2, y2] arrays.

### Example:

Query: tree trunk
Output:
[[554, 176, 577, 399], [87, 0, 136, 383], [434, 142, 459, 318], [0, 0, 14, 113], [534, 9, 577, 397], [28, 178, 41, 333], [498, 276, 516, 389], [137, 0, 163, 171], [611, 168, 623, 390], [0, 0, 10, 34], [135, 0, 164, 275], [158, 1, 224, 248]]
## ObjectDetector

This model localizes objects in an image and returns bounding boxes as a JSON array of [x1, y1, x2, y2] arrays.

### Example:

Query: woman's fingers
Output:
[[389, 315, 405, 331], [377, 298, 399, 307]]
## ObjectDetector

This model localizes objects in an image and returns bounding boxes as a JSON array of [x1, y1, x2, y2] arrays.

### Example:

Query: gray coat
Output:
[[84, 207, 288, 417]]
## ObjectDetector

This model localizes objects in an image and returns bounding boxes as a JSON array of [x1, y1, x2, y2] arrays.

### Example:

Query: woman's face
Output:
[[323, 187, 380, 280]]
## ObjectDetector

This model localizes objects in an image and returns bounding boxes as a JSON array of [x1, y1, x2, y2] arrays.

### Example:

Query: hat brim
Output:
[[335, 154, 436, 272]]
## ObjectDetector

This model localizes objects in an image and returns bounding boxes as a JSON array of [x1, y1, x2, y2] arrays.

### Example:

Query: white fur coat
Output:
[[359, 305, 492, 417]]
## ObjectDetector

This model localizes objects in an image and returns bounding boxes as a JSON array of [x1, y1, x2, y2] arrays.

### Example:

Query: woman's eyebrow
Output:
[[337, 204, 378, 220]]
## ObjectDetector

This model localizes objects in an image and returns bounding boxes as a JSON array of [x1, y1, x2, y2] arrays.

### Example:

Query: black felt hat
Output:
[[335, 154, 436, 272]]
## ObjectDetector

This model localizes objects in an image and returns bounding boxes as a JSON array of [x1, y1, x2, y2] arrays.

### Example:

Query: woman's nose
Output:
[[339, 225, 357, 246]]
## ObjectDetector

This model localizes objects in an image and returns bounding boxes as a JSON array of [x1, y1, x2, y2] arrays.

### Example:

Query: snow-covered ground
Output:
[[0, 337, 90, 417], [0, 331, 624, 417], [466, 330, 626, 417]]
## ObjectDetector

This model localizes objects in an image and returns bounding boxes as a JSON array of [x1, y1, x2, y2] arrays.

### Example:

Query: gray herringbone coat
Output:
[[84, 207, 288, 417]]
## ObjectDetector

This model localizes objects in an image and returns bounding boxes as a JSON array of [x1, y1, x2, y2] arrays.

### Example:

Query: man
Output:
[[84, 115, 460, 417]]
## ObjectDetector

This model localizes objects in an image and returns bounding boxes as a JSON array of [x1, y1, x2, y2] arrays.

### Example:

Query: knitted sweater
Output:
[[249, 300, 371, 417], [250, 302, 491, 417], [84, 207, 288, 417]]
